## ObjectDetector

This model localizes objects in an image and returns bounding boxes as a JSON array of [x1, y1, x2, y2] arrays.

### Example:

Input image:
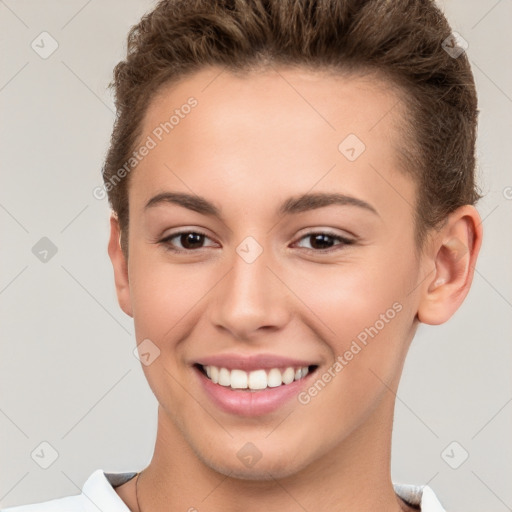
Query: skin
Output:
[[108, 66, 482, 512]]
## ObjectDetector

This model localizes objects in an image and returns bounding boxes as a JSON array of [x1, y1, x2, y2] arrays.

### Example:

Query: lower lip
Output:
[[194, 366, 316, 417]]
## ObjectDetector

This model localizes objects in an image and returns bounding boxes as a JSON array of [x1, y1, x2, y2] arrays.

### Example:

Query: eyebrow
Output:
[[144, 191, 379, 218]]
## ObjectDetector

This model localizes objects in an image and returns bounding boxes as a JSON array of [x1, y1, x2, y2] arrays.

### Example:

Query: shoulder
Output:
[[393, 482, 446, 512], [1, 494, 85, 512], [1, 468, 137, 512]]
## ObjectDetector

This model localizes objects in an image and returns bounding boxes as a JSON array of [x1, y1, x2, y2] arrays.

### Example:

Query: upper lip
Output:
[[194, 353, 318, 371]]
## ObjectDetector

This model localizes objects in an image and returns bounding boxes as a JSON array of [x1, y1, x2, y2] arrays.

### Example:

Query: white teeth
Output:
[[267, 368, 283, 388], [230, 369, 248, 389], [248, 369, 267, 390], [282, 367, 295, 385], [200, 364, 312, 390], [218, 367, 231, 386]]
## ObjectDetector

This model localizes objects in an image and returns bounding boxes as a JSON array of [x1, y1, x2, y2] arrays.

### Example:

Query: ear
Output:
[[417, 205, 483, 325], [107, 214, 133, 318]]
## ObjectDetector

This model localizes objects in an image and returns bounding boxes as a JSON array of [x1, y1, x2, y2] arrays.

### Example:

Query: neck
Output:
[[135, 396, 413, 512]]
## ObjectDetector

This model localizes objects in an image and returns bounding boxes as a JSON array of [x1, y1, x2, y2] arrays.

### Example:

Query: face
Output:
[[112, 66, 427, 479]]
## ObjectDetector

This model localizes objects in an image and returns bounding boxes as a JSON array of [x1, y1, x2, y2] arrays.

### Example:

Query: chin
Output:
[[200, 448, 311, 481]]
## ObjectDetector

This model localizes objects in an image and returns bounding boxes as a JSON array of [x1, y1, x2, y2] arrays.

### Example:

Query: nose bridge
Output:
[[210, 235, 290, 337]]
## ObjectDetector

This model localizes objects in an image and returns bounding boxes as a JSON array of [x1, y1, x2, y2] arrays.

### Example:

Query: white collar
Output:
[[81, 470, 445, 512]]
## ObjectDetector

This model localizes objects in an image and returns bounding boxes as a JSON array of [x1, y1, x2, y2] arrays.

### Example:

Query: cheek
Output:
[[290, 252, 411, 342], [127, 255, 213, 416], [127, 250, 207, 346], [288, 250, 415, 395]]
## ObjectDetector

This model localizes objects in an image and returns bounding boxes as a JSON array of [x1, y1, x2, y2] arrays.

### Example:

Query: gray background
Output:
[[0, 1, 511, 510]]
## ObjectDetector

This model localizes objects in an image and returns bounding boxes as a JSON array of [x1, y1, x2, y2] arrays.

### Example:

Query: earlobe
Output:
[[107, 215, 133, 318], [417, 205, 483, 325]]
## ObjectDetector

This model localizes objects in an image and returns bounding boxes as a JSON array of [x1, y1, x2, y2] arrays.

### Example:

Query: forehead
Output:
[[142, 65, 404, 149], [130, 65, 414, 222]]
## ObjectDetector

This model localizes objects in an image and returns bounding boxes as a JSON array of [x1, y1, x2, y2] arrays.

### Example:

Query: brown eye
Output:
[[177, 232, 205, 250], [295, 232, 354, 252], [160, 231, 216, 252]]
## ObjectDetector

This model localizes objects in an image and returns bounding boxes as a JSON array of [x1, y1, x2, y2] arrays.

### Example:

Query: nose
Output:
[[208, 241, 292, 341]]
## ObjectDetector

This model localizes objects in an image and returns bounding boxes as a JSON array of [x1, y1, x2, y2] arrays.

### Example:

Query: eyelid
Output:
[[294, 227, 355, 240], [292, 230, 355, 251]]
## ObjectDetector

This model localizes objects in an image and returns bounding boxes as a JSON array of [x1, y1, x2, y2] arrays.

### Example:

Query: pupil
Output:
[[182, 233, 203, 249], [311, 234, 333, 249]]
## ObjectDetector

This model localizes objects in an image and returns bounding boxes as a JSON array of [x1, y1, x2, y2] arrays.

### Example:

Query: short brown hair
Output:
[[103, 0, 481, 256]]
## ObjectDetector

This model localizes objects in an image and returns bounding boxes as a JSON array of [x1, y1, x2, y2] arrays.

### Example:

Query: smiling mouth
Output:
[[194, 363, 318, 391]]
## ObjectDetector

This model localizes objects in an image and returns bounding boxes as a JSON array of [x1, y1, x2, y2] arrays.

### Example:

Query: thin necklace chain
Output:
[[135, 471, 142, 512], [135, 468, 413, 512]]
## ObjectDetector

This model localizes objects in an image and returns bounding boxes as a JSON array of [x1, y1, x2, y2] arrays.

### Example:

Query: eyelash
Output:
[[159, 230, 355, 254]]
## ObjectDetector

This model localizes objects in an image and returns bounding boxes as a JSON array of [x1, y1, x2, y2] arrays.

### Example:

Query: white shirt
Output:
[[1, 469, 446, 511]]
